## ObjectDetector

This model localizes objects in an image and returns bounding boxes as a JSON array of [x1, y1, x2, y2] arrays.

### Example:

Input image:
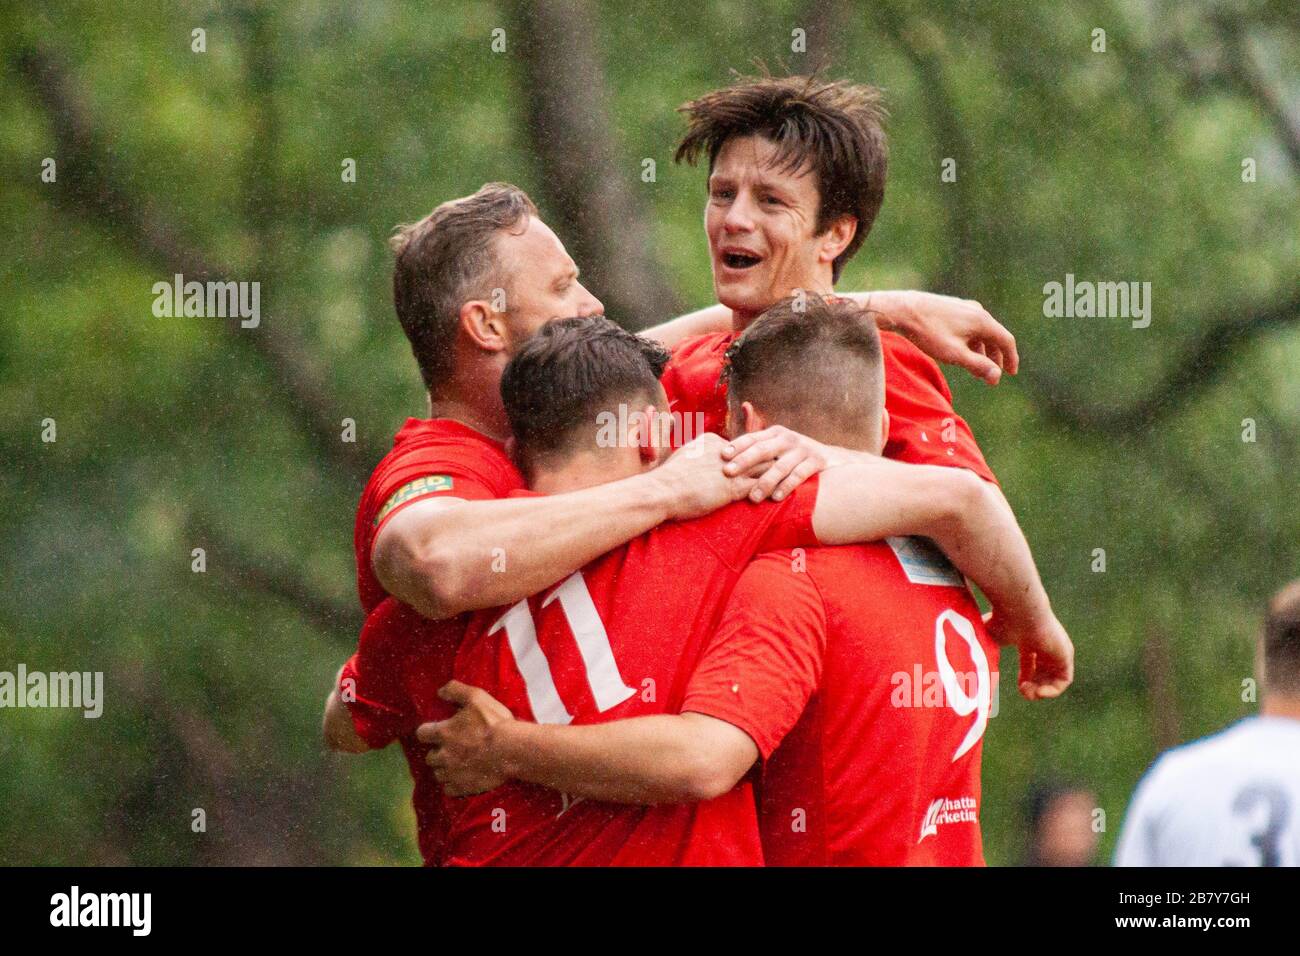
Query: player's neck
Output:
[[529, 449, 642, 496], [729, 273, 836, 332], [426, 392, 509, 443], [1261, 695, 1300, 722]]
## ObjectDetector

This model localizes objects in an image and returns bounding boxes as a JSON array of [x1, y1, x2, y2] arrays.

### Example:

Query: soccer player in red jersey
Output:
[[661, 75, 1006, 485], [327, 184, 757, 766], [712, 300, 1007, 865], [348, 184, 731, 625], [652, 74, 1067, 680], [329, 184, 765, 756], [425, 299, 1068, 865], [347, 314, 1060, 865]]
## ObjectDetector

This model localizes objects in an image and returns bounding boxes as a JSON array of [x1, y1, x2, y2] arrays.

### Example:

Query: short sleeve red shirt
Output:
[[661, 328, 998, 483], [344, 416, 522, 864], [353, 418, 525, 614], [681, 539, 1000, 866], [339, 597, 467, 866], [440, 480, 822, 867]]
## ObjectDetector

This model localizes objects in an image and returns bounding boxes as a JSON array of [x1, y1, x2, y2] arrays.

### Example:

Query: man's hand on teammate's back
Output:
[[985, 610, 1074, 700], [418, 681, 513, 797]]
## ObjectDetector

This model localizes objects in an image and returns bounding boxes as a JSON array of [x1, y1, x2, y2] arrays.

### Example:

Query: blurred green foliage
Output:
[[0, 0, 1296, 865]]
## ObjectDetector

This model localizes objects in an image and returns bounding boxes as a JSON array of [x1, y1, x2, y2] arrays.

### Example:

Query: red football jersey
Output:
[[353, 418, 524, 614], [344, 416, 523, 864], [340, 598, 464, 866], [680, 539, 1000, 866], [661, 328, 998, 484], [442, 482, 821, 866]]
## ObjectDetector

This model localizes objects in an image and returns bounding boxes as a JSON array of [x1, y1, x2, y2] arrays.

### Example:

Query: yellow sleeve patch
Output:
[[373, 475, 454, 527]]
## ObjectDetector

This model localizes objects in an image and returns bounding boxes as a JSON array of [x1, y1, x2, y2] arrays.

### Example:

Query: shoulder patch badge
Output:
[[374, 475, 454, 526]]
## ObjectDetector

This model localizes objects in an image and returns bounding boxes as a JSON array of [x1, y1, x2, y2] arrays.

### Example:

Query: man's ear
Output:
[[879, 407, 891, 454], [634, 403, 661, 464], [638, 440, 658, 466], [459, 299, 508, 355], [818, 215, 858, 267], [741, 400, 768, 435]]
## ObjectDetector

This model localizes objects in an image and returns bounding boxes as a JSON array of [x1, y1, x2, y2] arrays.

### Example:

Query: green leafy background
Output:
[[1, 0, 1295, 864]]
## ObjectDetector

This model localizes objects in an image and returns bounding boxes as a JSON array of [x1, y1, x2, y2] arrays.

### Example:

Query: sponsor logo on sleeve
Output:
[[374, 475, 454, 526]]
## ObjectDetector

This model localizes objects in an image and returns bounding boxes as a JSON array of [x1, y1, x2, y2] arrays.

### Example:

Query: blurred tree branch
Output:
[[1018, 6, 1300, 434], [1207, 12, 1300, 173], [115, 661, 327, 864], [1025, 283, 1300, 434], [186, 515, 362, 638], [10, 45, 380, 482], [872, 3, 976, 293], [1156, 8, 1300, 173], [504, 0, 683, 329], [796, 0, 851, 68]]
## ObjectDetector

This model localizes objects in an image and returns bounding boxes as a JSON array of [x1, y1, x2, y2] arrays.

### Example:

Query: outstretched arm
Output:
[[374, 434, 756, 620], [419, 682, 757, 802], [853, 290, 1019, 385], [421, 555, 823, 803], [640, 292, 1018, 383], [810, 457, 1071, 700], [639, 305, 734, 348], [811, 459, 1037, 614]]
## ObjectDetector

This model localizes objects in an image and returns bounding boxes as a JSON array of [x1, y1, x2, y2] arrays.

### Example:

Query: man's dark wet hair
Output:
[[1263, 579, 1300, 695], [676, 73, 888, 282], [501, 316, 670, 477], [723, 295, 884, 450]]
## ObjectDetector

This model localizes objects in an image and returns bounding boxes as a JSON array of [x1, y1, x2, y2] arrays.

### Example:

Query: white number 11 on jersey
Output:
[[489, 571, 636, 725]]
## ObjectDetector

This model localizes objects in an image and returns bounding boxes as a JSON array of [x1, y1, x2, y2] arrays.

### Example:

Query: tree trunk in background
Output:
[[12, 46, 382, 482], [873, 2, 977, 295], [1141, 630, 1183, 752], [506, 0, 683, 330], [797, 0, 852, 69]]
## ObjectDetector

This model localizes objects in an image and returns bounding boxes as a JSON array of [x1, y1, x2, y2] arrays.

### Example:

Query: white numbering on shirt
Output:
[[489, 571, 635, 725], [1229, 784, 1290, 867], [934, 608, 991, 762]]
